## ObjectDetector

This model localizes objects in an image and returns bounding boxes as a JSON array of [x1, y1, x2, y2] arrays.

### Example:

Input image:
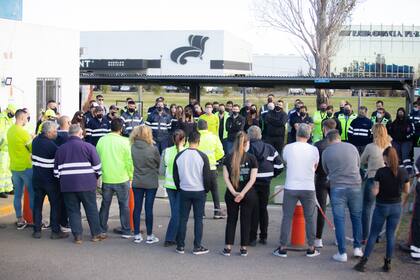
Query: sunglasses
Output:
[[98, 99, 104, 101]]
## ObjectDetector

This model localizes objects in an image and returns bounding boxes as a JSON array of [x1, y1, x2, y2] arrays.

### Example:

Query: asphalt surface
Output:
[[0, 197, 418, 280]]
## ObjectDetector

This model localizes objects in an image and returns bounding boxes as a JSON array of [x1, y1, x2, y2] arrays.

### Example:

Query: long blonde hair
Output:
[[230, 131, 249, 189], [129, 125, 154, 145], [372, 124, 390, 149]]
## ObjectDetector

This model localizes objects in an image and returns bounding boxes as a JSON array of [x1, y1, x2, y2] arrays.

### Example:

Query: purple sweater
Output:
[[54, 136, 101, 192]]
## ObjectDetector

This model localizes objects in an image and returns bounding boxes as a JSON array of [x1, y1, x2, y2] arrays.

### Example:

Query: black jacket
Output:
[[146, 111, 172, 142], [32, 134, 59, 186], [347, 116, 373, 147], [248, 139, 284, 183], [314, 138, 329, 184], [226, 114, 245, 141], [120, 111, 143, 137], [387, 117, 414, 142], [264, 110, 288, 138], [85, 116, 111, 146]]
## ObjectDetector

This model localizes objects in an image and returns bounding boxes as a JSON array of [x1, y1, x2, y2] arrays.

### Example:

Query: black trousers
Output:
[[315, 179, 330, 239], [33, 183, 61, 233], [225, 189, 257, 246], [412, 188, 420, 247], [250, 181, 270, 241], [264, 136, 284, 155], [208, 170, 221, 212]]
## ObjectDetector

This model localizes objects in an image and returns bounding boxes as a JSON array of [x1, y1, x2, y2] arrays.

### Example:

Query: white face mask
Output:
[[376, 113, 383, 119], [205, 108, 212, 114]]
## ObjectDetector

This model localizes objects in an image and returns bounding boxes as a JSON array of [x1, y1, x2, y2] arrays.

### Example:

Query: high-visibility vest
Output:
[[0, 113, 13, 152], [312, 111, 329, 143], [215, 111, 230, 139], [371, 116, 390, 126], [163, 145, 184, 190], [198, 130, 225, 170], [338, 113, 357, 141]]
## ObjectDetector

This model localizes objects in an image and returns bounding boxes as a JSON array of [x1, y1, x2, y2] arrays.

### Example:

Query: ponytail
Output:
[[383, 146, 399, 177], [230, 131, 249, 189], [172, 129, 185, 152]]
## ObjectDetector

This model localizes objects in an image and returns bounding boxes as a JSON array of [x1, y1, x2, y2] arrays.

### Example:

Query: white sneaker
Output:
[[60, 225, 71, 233], [146, 234, 159, 244], [121, 234, 133, 239], [353, 247, 363, 258], [134, 234, 143, 244], [332, 252, 348, 262], [410, 245, 420, 253], [314, 239, 323, 248]]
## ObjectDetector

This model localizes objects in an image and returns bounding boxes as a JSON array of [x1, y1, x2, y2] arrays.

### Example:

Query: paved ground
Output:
[[0, 197, 418, 280]]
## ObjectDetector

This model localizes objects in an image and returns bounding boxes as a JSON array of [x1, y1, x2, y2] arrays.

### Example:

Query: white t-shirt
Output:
[[282, 141, 319, 191]]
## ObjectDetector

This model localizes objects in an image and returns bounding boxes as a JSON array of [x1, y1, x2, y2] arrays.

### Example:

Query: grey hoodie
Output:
[[131, 139, 161, 189]]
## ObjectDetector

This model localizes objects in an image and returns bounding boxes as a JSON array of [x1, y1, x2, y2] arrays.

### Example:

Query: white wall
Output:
[[0, 19, 79, 120], [252, 54, 309, 76], [80, 30, 252, 75]]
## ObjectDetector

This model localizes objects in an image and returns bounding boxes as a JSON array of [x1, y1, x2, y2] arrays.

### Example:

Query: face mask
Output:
[[327, 112, 333, 117], [96, 114, 103, 119], [219, 109, 225, 114], [232, 111, 239, 116], [344, 109, 350, 115], [250, 108, 257, 114], [52, 107, 58, 114], [320, 108, 326, 112], [414, 108, 419, 112], [376, 113, 383, 119], [111, 112, 116, 117], [128, 108, 135, 113], [185, 113, 191, 117], [205, 108, 212, 114], [398, 114, 404, 118], [275, 106, 281, 111], [157, 107, 163, 112], [7, 112, 14, 118], [300, 112, 306, 117], [340, 106, 344, 111]]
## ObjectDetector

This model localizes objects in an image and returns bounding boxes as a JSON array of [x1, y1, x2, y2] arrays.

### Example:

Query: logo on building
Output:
[[170, 35, 209, 65]]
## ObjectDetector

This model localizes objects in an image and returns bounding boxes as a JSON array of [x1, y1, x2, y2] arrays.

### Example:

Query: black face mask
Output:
[[275, 106, 281, 111], [52, 107, 58, 114], [232, 112, 239, 116], [250, 109, 257, 114], [300, 112, 306, 117], [157, 107, 163, 112], [320, 108, 326, 112], [128, 108, 135, 113], [344, 109, 351, 116], [96, 114, 103, 119], [327, 112, 333, 117], [340, 106, 344, 112], [7, 112, 14, 118], [111, 112, 116, 117]]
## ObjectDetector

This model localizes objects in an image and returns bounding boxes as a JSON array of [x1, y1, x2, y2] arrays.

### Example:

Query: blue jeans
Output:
[[226, 141, 234, 155], [33, 182, 61, 233], [11, 169, 34, 219], [133, 188, 157, 235], [364, 203, 402, 259], [330, 186, 363, 254], [165, 188, 180, 242], [362, 178, 376, 240], [99, 182, 130, 235], [63, 190, 101, 238], [221, 139, 229, 156], [177, 190, 206, 248]]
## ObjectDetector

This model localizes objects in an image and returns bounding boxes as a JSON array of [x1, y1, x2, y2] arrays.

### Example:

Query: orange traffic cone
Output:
[[129, 187, 134, 232], [291, 204, 305, 247], [23, 187, 33, 224]]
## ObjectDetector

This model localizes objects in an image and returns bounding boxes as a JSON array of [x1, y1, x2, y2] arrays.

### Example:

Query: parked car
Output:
[[288, 88, 304, 95]]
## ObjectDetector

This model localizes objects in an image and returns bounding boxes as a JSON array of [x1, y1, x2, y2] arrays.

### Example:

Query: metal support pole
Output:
[[358, 89, 362, 109], [242, 87, 246, 106], [404, 83, 414, 112], [189, 83, 200, 104]]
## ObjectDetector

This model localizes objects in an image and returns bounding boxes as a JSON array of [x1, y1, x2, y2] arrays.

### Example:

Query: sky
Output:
[[21, 0, 420, 55]]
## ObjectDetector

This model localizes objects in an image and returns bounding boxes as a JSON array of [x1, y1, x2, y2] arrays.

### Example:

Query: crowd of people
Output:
[[0, 93, 420, 271]]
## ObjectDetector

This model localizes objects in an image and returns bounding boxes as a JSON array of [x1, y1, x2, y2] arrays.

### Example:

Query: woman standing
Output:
[[354, 147, 410, 272], [130, 125, 161, 244], [244, 104, 260, 131], [360, 124, 391, 243], [222, 131, 258, 257], [387, 108, 414, 169], [179, 107, 197, 137], [161, 129, 186, 247]]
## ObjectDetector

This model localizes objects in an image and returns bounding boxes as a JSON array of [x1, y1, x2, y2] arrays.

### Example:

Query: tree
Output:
[[254, 0, 360, 107]]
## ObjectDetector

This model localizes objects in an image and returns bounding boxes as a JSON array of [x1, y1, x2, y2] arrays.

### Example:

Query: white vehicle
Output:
[[304, 88, 316, 95], [288, 88, 304, 95]]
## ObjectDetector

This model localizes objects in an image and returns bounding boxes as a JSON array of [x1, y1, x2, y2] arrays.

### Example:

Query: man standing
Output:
[[146, 100, 172, 154], [259, 94, 275, 117], [7, 109, 34, 229], [199, 102, 220, 136], [96, 94, 107, 114], [314, 119, 336, 248], [334, 100, 347, 118], [273, 124, 320, 258], [0, 104, 16, 198], [337, 103, 357, 141], [226, 104, 245, 153], [312, 103, 329, 143], [409, 101, 420, 147], [31, 121, 68, 239], [85, 106, 111, 147], [322, 129, 363, 262], [215, 104, 230, 155], [371, 100, 392, 121], [289, 106, 313, 143], [173, 131, 211, 255], [371, 107, 391, 126], [106, 105, 120, 121], [55, 115, 71, 146], [121, 100, 143, 137], [96, 119, 133, 239], [348, 106, 373, 154], [54, 124, 105, 244], [324, 105, 342, 135], [248, 126, 283, 245], [197, 119, 225, 219], [263, 100, 288, 154]]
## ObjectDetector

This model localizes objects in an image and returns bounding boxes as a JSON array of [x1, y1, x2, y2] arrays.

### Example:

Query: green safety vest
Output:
[[371, 116, 390, 126], [163, 145, 185, 190], [0, 113, 14, 152], [312, 111, 329, 143], [338, 113, 357, 141], [215, 111, 229, 139]]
